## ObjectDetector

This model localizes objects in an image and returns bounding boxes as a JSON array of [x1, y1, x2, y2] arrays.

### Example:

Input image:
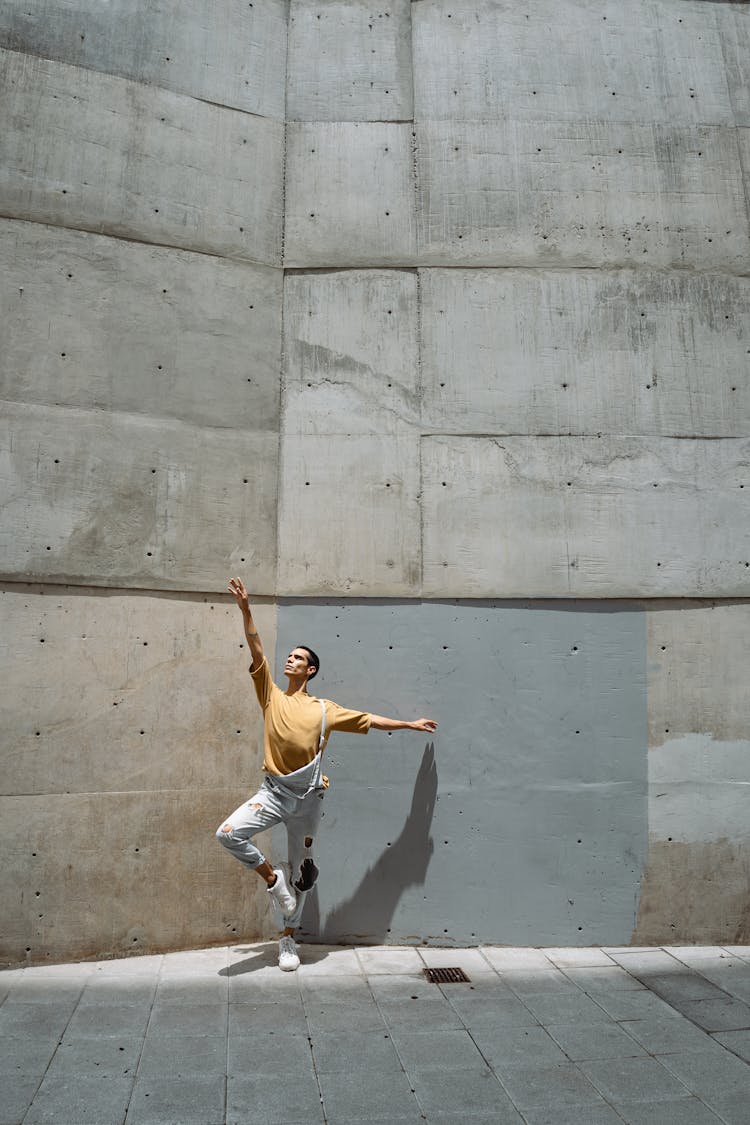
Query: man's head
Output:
[[284, 645, 320, 682]]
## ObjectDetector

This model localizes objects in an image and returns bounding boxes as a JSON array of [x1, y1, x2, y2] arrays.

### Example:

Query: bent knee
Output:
[[216, 822, 235, 844]]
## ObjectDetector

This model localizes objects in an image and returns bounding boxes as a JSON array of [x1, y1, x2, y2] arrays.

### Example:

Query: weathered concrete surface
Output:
[[647, 601, 750, 748], [719, 3, 750, 126], [0, 220, 282, 430], [0, 587, 274, 796], [0, 402, 279, 591], [284, 120, 748, 270], [635, 840, 750, 946], [2, 788, 275, 964], [420, 269, 750, 438], [0, 587, 277, 964], [283, 269, 420, 435], [284, 123, 416, 267], [0, 48, 284, 265], [737, 126, 750, 200], [412, 0, 734, 125], [277, 435, 421, 595], [421, 436, 750, 598], [275, 599, 647, 947], [0, 0, 288, 119], [415, 120, 749, 270], [287, 0, 412, 122], [634, 600, 750, 944]]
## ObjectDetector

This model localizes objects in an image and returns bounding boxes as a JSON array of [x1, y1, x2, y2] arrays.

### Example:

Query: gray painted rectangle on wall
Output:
[[274, 600, 647, 947]]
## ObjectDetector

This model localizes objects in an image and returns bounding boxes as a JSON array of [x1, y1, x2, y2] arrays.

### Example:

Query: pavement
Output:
[[2, 943, 750, 1125]]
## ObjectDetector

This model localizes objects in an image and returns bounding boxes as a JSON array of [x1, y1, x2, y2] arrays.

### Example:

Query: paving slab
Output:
[[544, 948, 618, 968], [317, 1066, 418, 1121], [311, 1028, 403, 1074], [588, 989, 684, 1022], [126, 1075, 226, 1125], [470, 1024, 568, 1068], [620, 1016, 721, 1055], [356, 946, 425, 975], [388, 1027, 488, 1072], [502, 969, 580, 997], [409, 1065, 521, 1118], [25, 1073, 135, 1125], [228, 1031, 313, 1075], [546, 1021, 648, 1061], [495, 1061, 607, 1110], [522, 990, 615, 1026], [612, 1097, 726, 1124], [521, 1105, 624, 1125], [580, 1055, 693, 1103], [136, 1035, 227, 1079], [676, 997, 750, 1032], [562, 966, 645, 993], [481, 947, 554, 971]]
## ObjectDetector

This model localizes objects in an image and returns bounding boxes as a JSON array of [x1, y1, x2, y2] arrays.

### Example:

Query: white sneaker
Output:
[[278, 935, 300, 972], [267, 868, 297, 916]]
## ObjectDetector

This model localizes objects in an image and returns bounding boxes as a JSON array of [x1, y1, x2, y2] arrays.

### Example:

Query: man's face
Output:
[[284, 648, 313, 679]]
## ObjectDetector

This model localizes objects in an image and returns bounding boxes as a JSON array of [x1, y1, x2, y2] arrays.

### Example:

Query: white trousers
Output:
[[216, 775, 324, 929]]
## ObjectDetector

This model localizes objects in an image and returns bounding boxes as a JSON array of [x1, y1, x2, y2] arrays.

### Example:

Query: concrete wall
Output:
[[1, 0, 749, 963]]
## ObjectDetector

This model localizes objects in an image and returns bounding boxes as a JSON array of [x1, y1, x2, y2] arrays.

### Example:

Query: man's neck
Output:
[[285, 675, 310, 696]]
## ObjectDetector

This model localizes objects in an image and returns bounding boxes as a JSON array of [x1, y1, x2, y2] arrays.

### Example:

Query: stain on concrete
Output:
[[634, 838, 750, 945]]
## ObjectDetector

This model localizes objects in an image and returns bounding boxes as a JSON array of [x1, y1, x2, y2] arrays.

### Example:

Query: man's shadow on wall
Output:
[[299, 742, 438, 944]]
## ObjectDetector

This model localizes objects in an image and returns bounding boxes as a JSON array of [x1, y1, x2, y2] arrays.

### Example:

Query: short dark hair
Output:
[[298, 645, 320, 680]]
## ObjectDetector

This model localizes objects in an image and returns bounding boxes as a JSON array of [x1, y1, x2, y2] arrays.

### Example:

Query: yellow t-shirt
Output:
[[250, 658, 371, 786]]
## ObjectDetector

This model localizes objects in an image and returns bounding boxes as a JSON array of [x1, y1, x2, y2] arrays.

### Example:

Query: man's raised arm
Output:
[[228, 576, 264, 672], [369, 715, 437, 733]]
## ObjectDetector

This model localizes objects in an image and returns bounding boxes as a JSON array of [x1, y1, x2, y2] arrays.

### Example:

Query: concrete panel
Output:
[[284, 123, 417, 267], [274, 599, 647, 946], [1, 788, 275, 965], [0, 220, 282, 430], [634, 840, 750, 945], [0, 0, 288, 119], [641, 598, 750, 942], [282, 270, 419, 435], [647, 601, 750, 748], [415, 120, 749, 270], [421, 435, 750, 598], [419, 269, 750, 438], [719, 5, 750, 126], [0, 402, 278, 592], [0, 586, 275, 796], [413, 0, 733, 126], [277, 435, 421, 595], [0, 48, 284, 265], [287, 0, 412, 121]]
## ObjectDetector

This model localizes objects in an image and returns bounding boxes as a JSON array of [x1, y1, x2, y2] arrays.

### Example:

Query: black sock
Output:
[[294, 857, 319, 892]]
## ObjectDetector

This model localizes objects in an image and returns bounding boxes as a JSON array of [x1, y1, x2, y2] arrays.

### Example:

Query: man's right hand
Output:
[[228, 576, 250, 614]]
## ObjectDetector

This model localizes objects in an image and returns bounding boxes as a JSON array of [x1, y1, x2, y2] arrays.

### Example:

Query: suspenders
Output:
[[318, 698, 327, 751]]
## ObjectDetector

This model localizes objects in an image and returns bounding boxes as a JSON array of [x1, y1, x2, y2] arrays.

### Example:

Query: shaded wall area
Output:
[[275, 600, 647, 947], [1, 0, 749, 963]]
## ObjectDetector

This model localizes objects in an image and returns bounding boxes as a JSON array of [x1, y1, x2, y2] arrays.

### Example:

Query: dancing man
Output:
[[216, 577, 438, 971]]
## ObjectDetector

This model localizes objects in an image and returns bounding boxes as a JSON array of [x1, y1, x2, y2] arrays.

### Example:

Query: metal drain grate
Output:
[[424, 966, 470, 984]]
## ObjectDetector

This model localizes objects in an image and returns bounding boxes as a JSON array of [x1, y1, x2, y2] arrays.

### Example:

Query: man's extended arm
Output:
[[369, 715, 437, 733], [228, 576, 264, 672]]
